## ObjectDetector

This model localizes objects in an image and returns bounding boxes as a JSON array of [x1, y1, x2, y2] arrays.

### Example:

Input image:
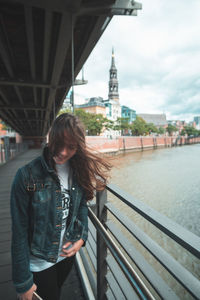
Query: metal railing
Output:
[[77, 184, 200, 300], [0, 142, 28, 164]]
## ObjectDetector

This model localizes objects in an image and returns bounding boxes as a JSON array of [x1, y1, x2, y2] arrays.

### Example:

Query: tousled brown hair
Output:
[[48, 113, 112, 200]]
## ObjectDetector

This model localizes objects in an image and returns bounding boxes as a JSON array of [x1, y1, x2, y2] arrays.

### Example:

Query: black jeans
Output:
[[32, 256, 75, 300]]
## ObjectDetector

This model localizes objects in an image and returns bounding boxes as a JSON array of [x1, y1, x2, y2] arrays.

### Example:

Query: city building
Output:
[[194, 116, 200, 124], [121, 105, 136, 123], [138, 113, 167, 128], [168, 120, 185, 134], [194, 116, 200, 129], [75, 97, 106, 117]]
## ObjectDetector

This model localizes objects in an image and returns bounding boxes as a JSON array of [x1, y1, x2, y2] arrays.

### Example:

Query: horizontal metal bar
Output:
[[0, 106, 47, 111], [106, 270, 127, 300], [106, 254, 140, 300], [75, 252, 95, 300], [106, 183, 200, 259], [88, 219, 97, 241], [106, 202, 200, 299], [87, 233, 96, 258], [106, 287, 115, 300], [79, 248, 97, 297], [106, 220, 179, 300], [88, 207, 156, 300], [86, 241, 96, 271], [0, 80, 67, 89]]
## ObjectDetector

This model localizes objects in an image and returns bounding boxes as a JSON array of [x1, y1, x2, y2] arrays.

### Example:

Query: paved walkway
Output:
[[0, 149, 85, 299]]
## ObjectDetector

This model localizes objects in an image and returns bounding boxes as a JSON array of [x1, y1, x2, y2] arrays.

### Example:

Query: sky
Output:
[[74, 0, 200, 122]]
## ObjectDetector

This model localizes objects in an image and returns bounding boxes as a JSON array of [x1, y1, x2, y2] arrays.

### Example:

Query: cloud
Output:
[[75, 0, 200, 122]]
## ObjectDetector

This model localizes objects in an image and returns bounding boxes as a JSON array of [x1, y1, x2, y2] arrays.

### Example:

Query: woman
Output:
[[10, 113, 111, 300]]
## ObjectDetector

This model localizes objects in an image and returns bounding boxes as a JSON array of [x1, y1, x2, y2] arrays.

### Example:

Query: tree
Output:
[[130, 116, 148, 136], [57, 108, 71, 116], [113, 117, 130, 135], [181, 126, 200, 137], [75, 109, 113, 136], [58, 108, 114, 135], [166, 124, 178, 136], [158, 127, 166, 134], [146, 123, 158, 135]]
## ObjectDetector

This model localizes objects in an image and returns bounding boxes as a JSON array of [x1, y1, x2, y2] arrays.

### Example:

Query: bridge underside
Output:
[[0, 0, 141, 140]]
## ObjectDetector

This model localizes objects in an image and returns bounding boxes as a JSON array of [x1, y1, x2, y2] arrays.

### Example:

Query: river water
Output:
[[109, 144, 200, 299]]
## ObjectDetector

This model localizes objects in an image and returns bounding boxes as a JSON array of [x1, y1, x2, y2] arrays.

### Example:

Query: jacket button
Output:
[[72, 187, 75, 190]]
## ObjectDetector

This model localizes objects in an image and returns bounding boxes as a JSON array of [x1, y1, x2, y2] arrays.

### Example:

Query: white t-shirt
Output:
[[30, 161, 71, 272]]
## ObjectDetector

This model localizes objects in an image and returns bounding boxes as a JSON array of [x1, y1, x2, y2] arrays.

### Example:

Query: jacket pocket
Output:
[[33, 182, 52, 203]]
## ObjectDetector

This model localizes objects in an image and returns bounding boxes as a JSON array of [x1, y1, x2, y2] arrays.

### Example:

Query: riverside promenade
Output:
[[0, 149, 85, 300]]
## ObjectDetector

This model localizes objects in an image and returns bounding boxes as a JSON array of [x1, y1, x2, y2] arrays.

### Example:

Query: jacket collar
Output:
[[40, 145, 55, 174]]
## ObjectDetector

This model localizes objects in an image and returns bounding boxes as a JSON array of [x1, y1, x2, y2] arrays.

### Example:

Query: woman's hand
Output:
[[61, 239, 84, 258], [18, 283, 37, 300]]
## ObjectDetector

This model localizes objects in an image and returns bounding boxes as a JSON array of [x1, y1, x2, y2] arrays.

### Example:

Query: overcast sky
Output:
[[74, 0, 200, 122]]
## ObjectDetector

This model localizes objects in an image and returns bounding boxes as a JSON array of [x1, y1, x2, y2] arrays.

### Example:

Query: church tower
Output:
[[108, 48, 119, 102]]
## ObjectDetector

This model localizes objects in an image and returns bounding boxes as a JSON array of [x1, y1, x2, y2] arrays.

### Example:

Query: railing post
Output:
[[140, 136, 143, 151], [96, 189, 108, 300]]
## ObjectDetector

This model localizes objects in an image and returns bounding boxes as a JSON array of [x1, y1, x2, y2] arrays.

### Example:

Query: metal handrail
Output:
[[106, 202, 200, 299], [88, 207, 155, 300], [77, 185, 200, 300], [106, 183, 200, 258]]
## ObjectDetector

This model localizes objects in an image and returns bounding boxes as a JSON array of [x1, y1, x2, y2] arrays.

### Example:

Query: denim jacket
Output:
[[10, 147, 88, 294]]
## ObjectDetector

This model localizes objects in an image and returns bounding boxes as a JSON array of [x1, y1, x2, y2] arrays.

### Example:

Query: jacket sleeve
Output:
[[10, 167, 33, 294], [77, 191, 88, 243]]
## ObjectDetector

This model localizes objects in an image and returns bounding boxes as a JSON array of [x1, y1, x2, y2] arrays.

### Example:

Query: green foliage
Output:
[[130, 116, 148, 136], [113, 117, 130, 134], [146, 123, 158, 134], [166, 124, 178, 136], [75, 109, 113, 136], [180, 126, 200, 137], [57, 108, 71, 116], [58, 108, 115, 135], [158, 127, 166, 134]]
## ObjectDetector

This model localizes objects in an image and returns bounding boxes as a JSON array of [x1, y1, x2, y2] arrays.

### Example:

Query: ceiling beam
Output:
[[41, 10, 53, 125], [0, 79, 66, 89], [0, 106, 47, 111], [42, 13, 72, 135], [3, 0, 83, 14], [0, 110, 24, 134], [24, 6, 36, 82], [24, 5, 37, 112], [0, 31, 14, 78]]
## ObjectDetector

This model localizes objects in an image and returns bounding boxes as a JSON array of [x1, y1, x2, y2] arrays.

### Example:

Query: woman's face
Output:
[[52, 131, 77, 165], [53, 144, 77, 164]]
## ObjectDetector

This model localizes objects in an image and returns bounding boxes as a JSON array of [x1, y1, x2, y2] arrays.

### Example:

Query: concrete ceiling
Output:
[[0, 0, 141, 138]]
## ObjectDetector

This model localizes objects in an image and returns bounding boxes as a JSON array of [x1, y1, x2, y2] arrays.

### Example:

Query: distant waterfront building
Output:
[[75, 97, 106, 117], [138, 113, 167, 128], [194, 116, 200, 129], [194, 116, 200, 124], [121, 105, 136, 123], [167, 120, 188, 134]]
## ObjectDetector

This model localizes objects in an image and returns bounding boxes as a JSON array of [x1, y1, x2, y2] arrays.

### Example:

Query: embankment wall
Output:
[[86, 136, 200, 154]]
